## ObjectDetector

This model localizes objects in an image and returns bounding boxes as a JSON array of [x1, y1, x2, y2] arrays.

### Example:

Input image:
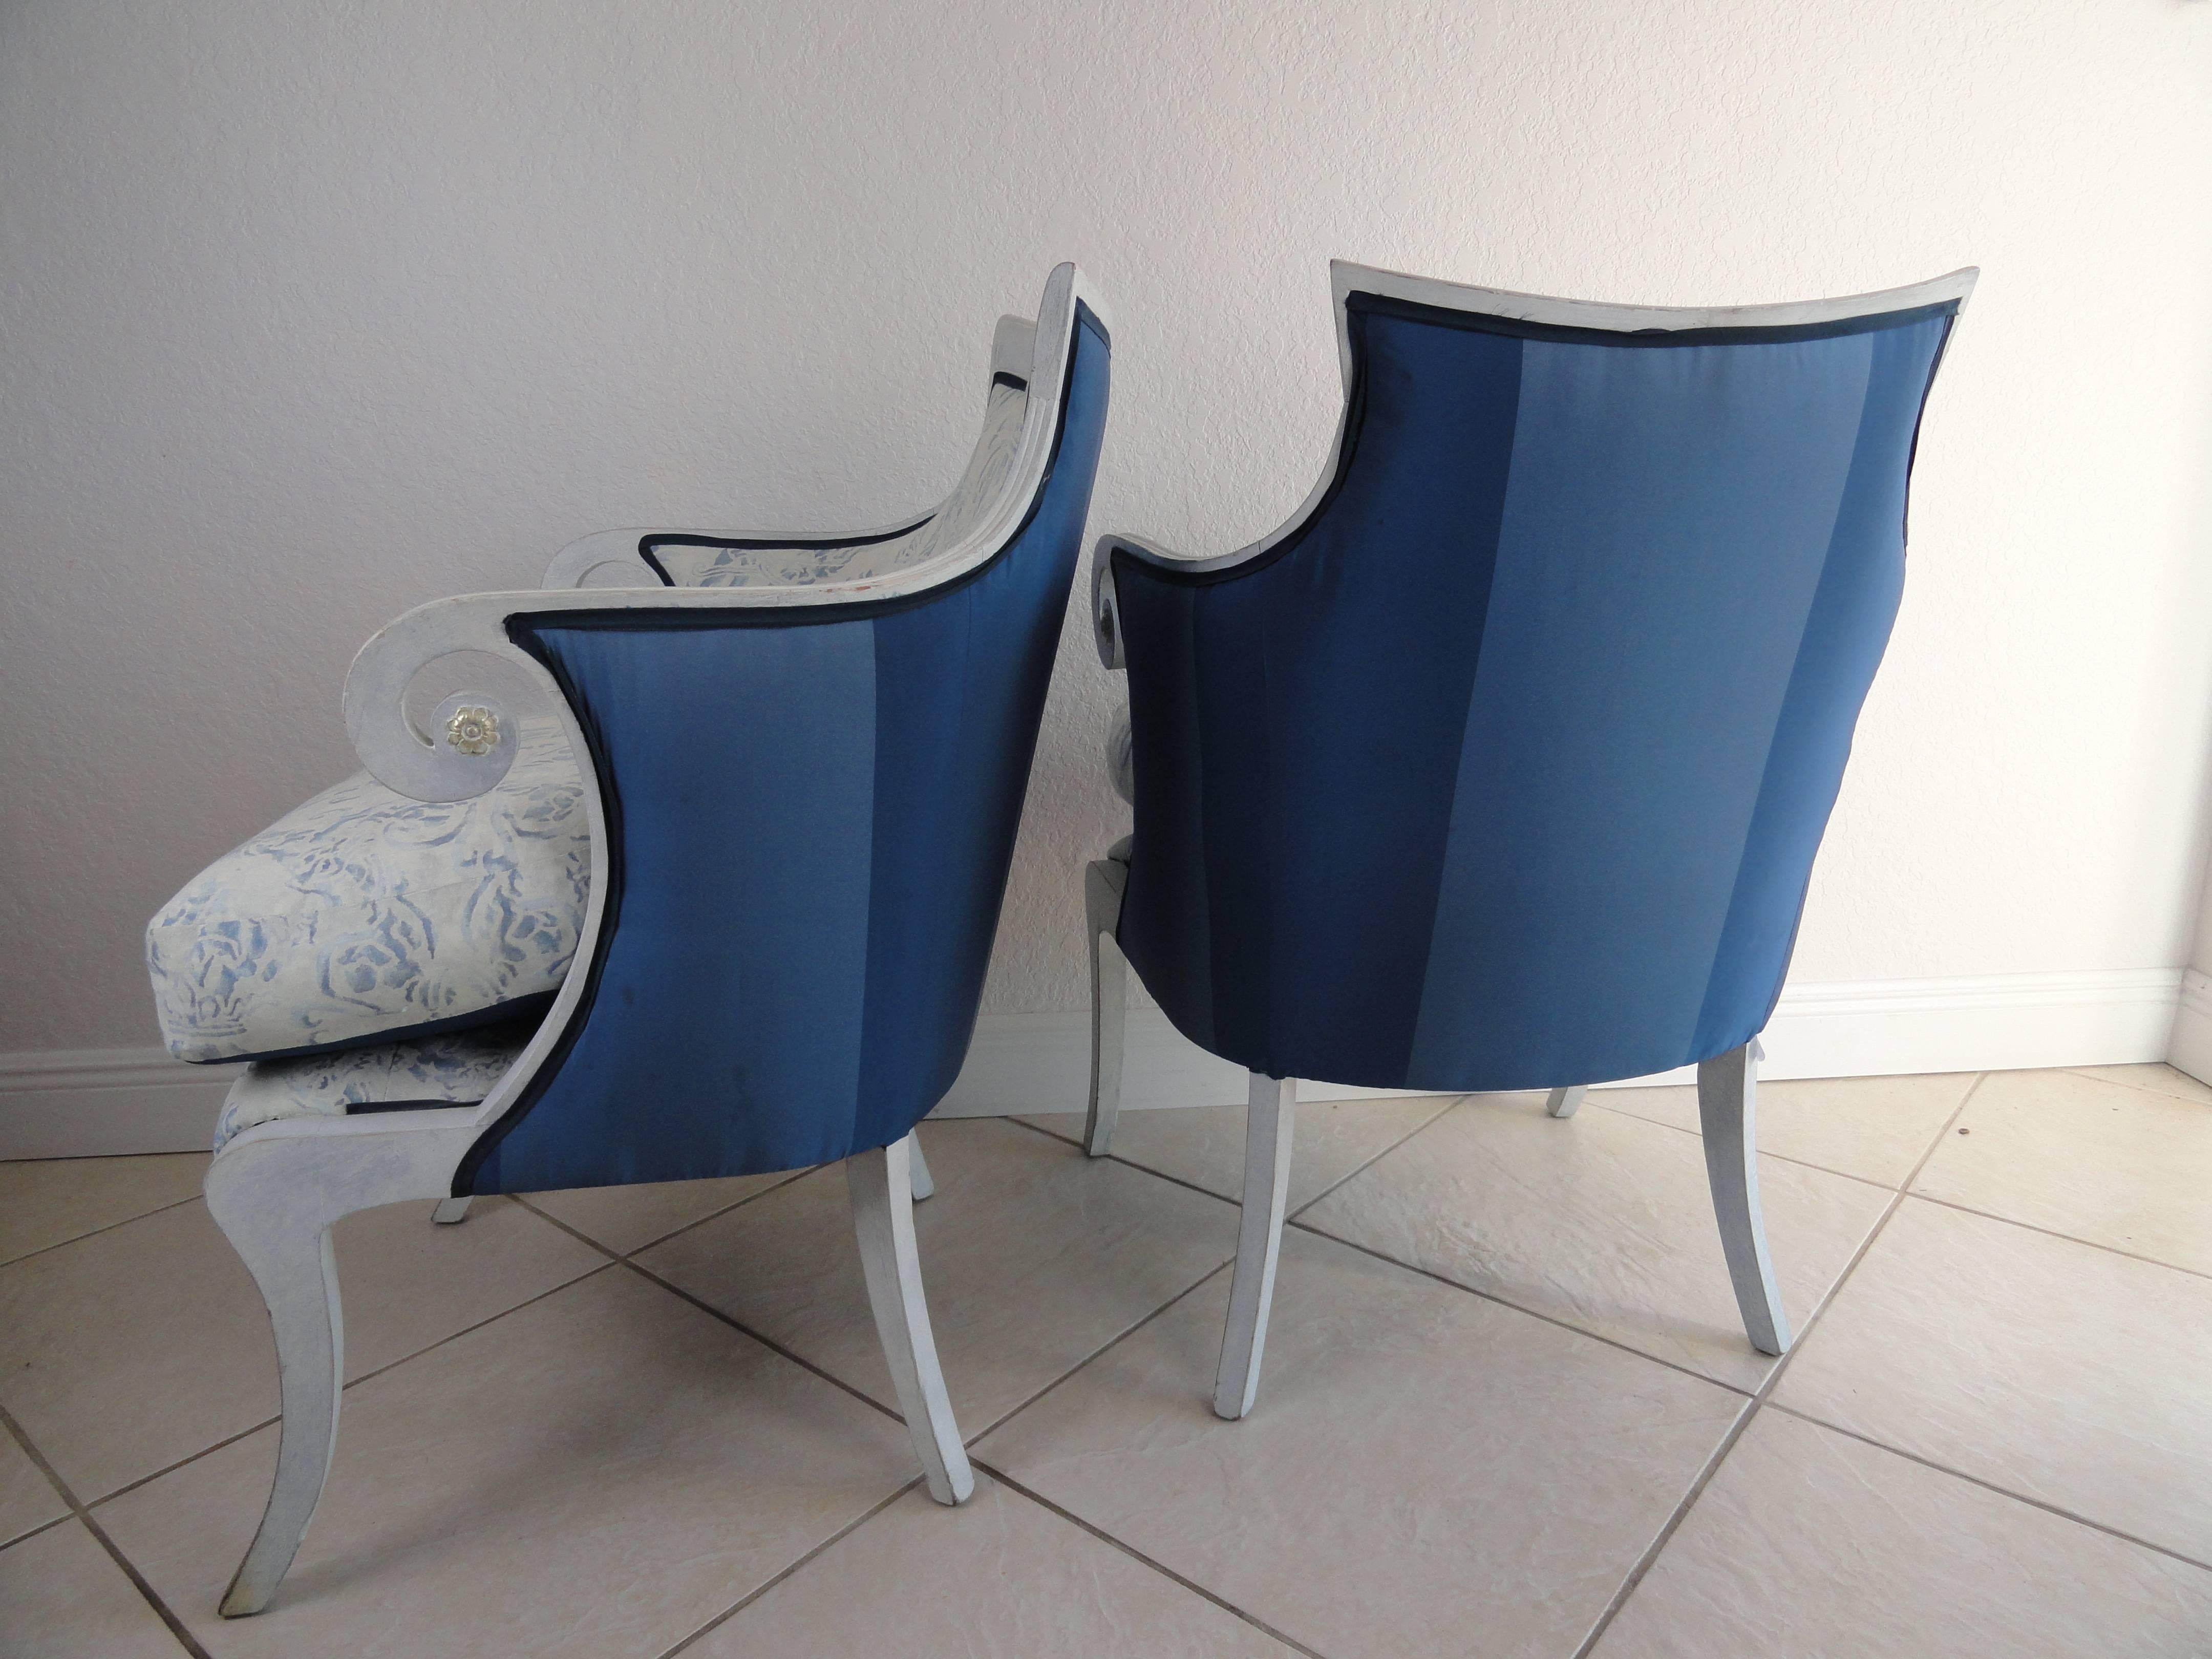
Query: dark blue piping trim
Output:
[[1345, 290, 1961, 348]]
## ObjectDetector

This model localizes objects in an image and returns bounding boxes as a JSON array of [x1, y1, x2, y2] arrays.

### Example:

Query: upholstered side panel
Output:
[[1114, 303, 1954, 1092], [462, 311, 1108, 1192]]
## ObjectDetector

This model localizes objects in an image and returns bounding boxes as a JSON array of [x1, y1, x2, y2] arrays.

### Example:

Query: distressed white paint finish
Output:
[[3, 3, 2210, 1057], [1695, 1040, 1791, 1356], [1215, 1072, 1297, 1420], [846, 1135, 975, 1506]]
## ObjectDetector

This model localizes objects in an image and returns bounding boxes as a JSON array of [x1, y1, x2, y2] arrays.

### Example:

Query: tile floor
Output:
[[3, 1065, 2209, 1656]]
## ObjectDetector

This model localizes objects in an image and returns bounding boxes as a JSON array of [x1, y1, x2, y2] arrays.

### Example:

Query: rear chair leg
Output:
[[1544, 1086, 1587, 1119], [848, 1133, 973, 1504], [1697, 1040, 1790, 1356], [1215, 1073, 1296, 1420], [1084, 857, 1130, 1157], [907, 1138, 935, 1202], [431, 1197, 472, 1224]]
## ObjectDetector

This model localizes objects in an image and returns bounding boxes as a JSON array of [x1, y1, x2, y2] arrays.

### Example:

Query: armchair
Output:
[[147, 264, 1111, 1614], [1084, 260, 1971, 1418]]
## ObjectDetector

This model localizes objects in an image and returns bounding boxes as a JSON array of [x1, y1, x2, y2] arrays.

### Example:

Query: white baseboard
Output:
[[3, 967, 2185, 1159], [2163, 969, 2212, 1088], [931, 967, 2188, 1114], [0, 1049, 241, 1160]]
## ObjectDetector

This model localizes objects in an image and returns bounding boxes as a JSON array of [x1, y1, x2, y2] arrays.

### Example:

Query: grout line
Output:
[[1898, 1193, 2212, 1285], [87, 1258, 627, 1511], [507, 1194, 629, 1262], [966, 1262, 1235, 1445], [1285, 1096, 1466, 1222], [1586, 1098, 1924, 1195], [0, 1398, 216, 1659], [978, 1460, 1332, 1659], [652, 1478, 925, 1659], [1004, 1093, 1464, 1226], [1285, 1221, 1756, 1398], [999, 1115, 1241, 1211], [513, 1166, 820, 1264], [0, 1190, 209, 1272], [613, 1257, 909, 1429], [1, 1512, 75, 1552], [2057, 1067, 2212, 1108], [1565, 1070, 1992, 1658], [1760, 1403, 2212, 1576]]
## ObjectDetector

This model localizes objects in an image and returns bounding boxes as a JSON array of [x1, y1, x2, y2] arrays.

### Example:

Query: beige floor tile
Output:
[[977, 1227, 1741, 1659], [692, 1473, 1295, 1658], [1913, 1068, 2212, 1274], [1596, 1073, 1972, 1187], [0, 1429, 67, 1548], [639, 1119, 1239, 1435], [2068, 1063, 2212, 1107], [0, 1519, 187, 1658], [523, 1170, 804, 1256], [1016, 1096, 1456, 1211], [1775, 1198, 2212, 1563], [0, 1154, 208, 1266], [96, 1269, 915, 1657], [0, 1195, 603, 1500], [1301, 1094, 1893, 1389], [1594, 1409, 2212, 1658]]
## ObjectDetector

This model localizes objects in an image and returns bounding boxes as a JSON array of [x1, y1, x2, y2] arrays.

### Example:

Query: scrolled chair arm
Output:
[[1091, 532, 1194, 670], [342, 591, 551, 803]]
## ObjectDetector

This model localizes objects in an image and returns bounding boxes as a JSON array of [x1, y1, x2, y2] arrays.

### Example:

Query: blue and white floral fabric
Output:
[[214, 1026, 528, 1152], [146, 718, 589, 1063], [652, 381, 1029, 587]]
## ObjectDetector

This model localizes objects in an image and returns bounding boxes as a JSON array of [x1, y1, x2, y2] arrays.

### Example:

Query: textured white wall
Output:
[[3, 0, 2209, 1054]]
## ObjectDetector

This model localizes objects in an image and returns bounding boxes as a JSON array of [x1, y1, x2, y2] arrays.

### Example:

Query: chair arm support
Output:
[[1091, 533, 1194, 669], [541, 518, 936, 590]]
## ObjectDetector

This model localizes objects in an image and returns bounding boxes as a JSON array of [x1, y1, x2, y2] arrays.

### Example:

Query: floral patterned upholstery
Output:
[[214, 1025, 529, 1152], [650, 380, 1029, 587], [145, 718, 589, 1064]]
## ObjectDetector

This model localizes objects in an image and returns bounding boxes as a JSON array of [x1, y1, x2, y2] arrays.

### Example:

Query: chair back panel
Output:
[[462, 307, 1109, 1192], [1115, 292, 1956, 1091]]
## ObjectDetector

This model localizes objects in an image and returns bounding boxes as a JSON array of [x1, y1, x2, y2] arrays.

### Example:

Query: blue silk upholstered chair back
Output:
[[1084, 261, 1972, 1418], [470, 300, 1110, 1197], [167, 265, 1108, 1616]]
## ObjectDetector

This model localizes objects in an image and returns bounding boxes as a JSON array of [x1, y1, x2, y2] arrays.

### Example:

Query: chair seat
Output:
[[146, 718, 589, 1064], [216, 1026, 529, 1152]]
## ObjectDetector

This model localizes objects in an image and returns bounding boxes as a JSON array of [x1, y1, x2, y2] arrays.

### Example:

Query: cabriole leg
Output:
[[1083, 857, 1130, 1157], [431, 1197, 472, 1224], [1215, 1073, 1296, 1421], [848, 1134, 973, 1505], [1697, 1040, 1790, 1356], [1545, 1086, 1588, 1119], [204, 1177, 346, 1617]]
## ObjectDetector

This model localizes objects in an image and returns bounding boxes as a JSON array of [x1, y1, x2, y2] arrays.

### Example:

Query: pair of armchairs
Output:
[[145, 258, 1970, 1614]]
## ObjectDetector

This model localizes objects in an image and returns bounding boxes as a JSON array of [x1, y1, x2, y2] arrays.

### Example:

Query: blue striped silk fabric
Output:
[[1112, 290, 1959, 1093], [459, 306, 1109, 1194]]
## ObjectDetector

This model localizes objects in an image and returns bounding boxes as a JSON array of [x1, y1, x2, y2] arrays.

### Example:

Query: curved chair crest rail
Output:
[[182, 264, 1111, 1615], [1084, 258, 1974, 1420]]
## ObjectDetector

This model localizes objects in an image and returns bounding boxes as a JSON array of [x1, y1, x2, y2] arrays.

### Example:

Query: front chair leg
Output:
[[848, 1135, 973, 1504], [1083, 857, 1130, 1157], [1697, 1040, 1790, 1356], [1215, 1073, 1296, 1420], [203, 1175, 346, 1617]]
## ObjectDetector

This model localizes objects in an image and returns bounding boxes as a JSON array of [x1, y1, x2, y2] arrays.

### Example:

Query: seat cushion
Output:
[[215, 1026, 529, 1152], [146, 718, 590, 1063]]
